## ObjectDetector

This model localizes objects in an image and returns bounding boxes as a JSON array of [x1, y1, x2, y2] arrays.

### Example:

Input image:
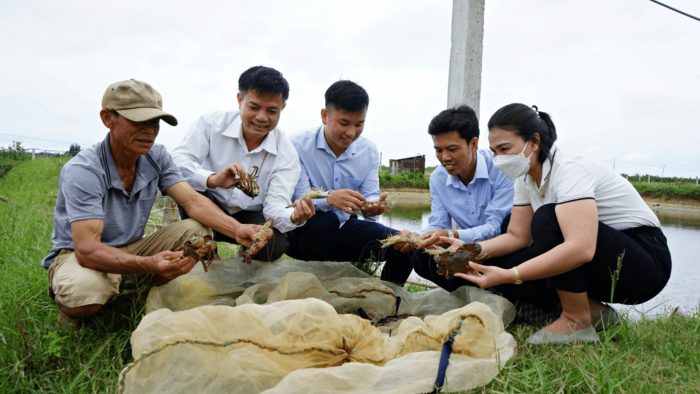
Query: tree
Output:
[[68, 143, 81, 156]]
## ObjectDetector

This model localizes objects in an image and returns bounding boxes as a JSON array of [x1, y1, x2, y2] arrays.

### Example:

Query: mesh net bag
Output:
[[119, 258, 517, 393]]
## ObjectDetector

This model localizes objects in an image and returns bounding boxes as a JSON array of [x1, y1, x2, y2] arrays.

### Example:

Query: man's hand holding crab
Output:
[[234, 223, 273, 253], [206, 163, 248, 189]]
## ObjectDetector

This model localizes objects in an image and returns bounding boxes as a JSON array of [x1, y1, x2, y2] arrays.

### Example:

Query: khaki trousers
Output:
[[47, 219, 213, 308]]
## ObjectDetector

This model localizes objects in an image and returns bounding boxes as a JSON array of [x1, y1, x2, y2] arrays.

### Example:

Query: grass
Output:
[[1, 156, 699, 393], [469, 312, 700, 393], [379, 171, 430, 189], [631, 181, 700, 202]]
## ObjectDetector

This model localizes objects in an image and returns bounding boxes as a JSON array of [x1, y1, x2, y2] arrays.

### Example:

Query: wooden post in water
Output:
[[161, 196, 179, 226]]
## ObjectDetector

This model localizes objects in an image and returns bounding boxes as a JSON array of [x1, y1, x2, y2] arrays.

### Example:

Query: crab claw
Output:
[[185, 236, 206, 248]]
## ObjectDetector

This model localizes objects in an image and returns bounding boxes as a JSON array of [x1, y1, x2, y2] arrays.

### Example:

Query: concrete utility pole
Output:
[[447, 0, 486, 118]]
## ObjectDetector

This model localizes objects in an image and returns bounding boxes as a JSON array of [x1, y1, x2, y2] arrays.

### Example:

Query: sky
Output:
[[1, 0, 699, 178]]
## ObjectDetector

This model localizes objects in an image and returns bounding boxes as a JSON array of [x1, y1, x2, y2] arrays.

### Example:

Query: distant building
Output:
[[389, 155, 425, 175]]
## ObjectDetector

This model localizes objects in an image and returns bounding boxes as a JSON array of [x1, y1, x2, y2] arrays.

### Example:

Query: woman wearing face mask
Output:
[[440, 103, 672, 345]]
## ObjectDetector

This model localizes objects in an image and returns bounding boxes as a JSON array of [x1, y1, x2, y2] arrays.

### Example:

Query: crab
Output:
[[167, 236, 217, 272], [435, 242, 491, 279], [242, 218, 274, 263], [235, 165, 260, 198]]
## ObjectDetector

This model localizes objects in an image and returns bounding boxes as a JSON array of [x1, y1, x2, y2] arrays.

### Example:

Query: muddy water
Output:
[[378, 203, 700, 317]]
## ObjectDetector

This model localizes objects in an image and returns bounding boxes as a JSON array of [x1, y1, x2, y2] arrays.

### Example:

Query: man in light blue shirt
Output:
[[287, 80, 413, 285], [393, 106, 514, 291]]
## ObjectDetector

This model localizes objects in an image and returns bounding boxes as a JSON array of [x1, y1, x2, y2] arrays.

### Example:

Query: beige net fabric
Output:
[[146, 258, 515, 329], [120, 259, 516, 393]]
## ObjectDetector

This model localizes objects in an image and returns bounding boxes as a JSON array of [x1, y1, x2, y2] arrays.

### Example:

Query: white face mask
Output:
[[493, 141, 533, 180]]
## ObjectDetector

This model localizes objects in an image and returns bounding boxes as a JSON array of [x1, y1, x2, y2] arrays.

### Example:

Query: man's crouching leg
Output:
[[47, 250, 121, 331], [124, 219, 214, 258]]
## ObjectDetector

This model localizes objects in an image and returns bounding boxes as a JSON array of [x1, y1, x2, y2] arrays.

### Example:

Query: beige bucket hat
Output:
[[102, 79, 178, 126]]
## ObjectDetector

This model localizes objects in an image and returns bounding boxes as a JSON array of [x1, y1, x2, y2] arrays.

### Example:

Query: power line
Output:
[[0, 132, 86, 145], [615, 160, 700, 173], [650, 0, 700, 22]]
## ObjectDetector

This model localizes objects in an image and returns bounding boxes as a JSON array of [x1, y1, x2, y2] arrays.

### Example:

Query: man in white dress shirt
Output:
[[172, 66, 315, 262], [286, 80, 413, 285]]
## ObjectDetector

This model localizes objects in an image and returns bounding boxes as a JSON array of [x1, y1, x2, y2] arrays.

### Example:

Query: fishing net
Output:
[[119, 258, 517, 393]]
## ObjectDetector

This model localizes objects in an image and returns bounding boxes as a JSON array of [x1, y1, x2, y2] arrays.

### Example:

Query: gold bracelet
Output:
[[512, 267, 523, 285]]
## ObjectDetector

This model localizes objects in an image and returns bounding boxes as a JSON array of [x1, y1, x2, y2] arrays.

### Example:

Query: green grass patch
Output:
[[631, 182, 700, 202], [1, 156, 699, 392], [379, 172, 430, 189], [467, 311, 700, 393]]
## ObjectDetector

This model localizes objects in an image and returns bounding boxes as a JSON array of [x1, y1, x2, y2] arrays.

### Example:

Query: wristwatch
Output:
[[447, 229, 454, 239], [512, 267, 523, 285]]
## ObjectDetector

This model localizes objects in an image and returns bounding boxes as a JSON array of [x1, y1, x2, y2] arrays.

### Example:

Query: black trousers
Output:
[[178, 190, 288, 262], [417, 204, 672, 308], [286, 210, 414, 286], [411, 214, 512, 292]]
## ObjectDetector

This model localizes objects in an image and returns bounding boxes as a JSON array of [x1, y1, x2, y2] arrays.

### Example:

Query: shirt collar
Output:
[[100, 133, 160, 196], [445, 150, 488, 190], [99, 133, 122, 191], [222, 113, 278, 155], [524, 144, 557, 187], [315, 125, 357, 160]]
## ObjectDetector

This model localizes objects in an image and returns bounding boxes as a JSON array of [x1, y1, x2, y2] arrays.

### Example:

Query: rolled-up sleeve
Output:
[[264, 148, 303, 232], [357, 150, 381, 221], [172, 116, 216, 191], [457, 173, 514, 242]]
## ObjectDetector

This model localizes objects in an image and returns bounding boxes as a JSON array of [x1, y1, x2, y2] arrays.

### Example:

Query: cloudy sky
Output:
[[1, 0, 698, 178]]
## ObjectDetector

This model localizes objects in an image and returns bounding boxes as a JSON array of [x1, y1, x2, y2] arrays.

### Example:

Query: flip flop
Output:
[[525, 326, 599, 345], [592, 305, 621, 332]]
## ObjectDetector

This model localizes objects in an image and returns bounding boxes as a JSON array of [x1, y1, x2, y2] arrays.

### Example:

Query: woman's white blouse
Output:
[[513, 145, 660, 231]]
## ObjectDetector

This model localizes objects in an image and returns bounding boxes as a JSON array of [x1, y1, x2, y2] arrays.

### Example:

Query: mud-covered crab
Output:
[[435, 242, 491, 279], [235, 165, 260, 198], [167, 236, 217, 272]]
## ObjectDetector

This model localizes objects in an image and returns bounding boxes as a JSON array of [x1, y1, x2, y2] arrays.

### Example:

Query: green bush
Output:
[[631, 182, 700, 201], [378, 172, 430, 189]]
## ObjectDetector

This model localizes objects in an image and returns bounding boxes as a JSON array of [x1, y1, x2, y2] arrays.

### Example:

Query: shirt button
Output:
[[335, 178, 339, 181]]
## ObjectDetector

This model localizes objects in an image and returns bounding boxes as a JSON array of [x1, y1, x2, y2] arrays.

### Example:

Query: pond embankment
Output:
[[382, 188, 700, 214]]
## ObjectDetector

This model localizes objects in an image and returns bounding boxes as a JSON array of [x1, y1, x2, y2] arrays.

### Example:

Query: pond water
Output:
[[378, 203, 700, 318]]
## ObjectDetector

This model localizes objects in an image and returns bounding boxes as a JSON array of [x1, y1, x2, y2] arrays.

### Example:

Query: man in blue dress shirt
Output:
[[393, 106, 514, 291], [287, 80, 413, 285]]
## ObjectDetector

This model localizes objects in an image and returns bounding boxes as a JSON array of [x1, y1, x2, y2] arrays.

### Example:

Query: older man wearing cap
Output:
[[42, 79, 271, 330]]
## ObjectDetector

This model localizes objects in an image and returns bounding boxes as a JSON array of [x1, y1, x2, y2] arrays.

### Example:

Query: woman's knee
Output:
[[530, 204, 565, 247]]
